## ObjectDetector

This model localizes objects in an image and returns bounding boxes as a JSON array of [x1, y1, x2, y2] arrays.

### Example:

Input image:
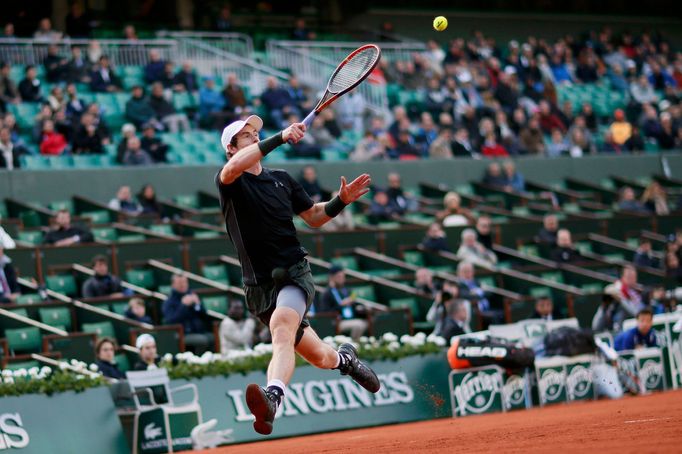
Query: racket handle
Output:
[[287, 111, 318, 144]]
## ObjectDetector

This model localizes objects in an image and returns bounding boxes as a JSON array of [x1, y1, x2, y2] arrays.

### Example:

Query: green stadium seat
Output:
[[331, 256, 359, 271], [46, 274, 78, 297], [402, 251, 424, 267], [518, 244, 539, 257], [478, 276, 496, 288], [158, 285, 172, 295], [20, 155, 51, 170], [5, 327, 42, 354], [93, 227, 118, 242], [15, 293, 42, 305], [111, 302, 130, 316], [115, 353, 130, 372], [201, 265, 229, 285], [540, 272, 564, 284], [369, 309, 411, 337], [351, 285, 376, 301], [530, 287, 552, 298], [82, 210, 111, 224], [202, 295, 229, 315], [125, 269, 156, 290], [389, 297, 420, 319], [118, 234, 147, 243], [39, 307, 72, 331], [194, 230, 221, 239], [581, 283, 604, 293], [17, 230, 43, 245], [49, 200, 74, 213], [308, 313, 338, 338], [3, 360, 41, 371], [150, 224, 175, 236], [82, 321, 116, 339], [603, 253, 625, 262]]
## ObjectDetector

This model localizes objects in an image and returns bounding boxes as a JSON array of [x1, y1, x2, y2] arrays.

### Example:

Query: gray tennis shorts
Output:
[[243, 259, 316, 345]]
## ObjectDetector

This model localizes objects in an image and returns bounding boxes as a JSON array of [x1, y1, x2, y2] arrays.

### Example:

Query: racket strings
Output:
[[328, 48, 379, 94]]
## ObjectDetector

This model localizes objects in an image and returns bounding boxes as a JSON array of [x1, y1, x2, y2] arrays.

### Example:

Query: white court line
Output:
[[623, 417, 672, 424]]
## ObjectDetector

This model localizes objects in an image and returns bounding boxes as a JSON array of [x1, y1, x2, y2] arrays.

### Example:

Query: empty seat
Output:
[[125, 269, 156, 290], [5, 327, 42, 354], [351, 285, 376, 301], [15, 293, 42, 305], [46, 274, 78, 297], [201, 265, 229, 285], [93, 227, 118, 242], [331, 256, 359, 271], [39, 307, 72, 331], [17, 230, 43, 245], [202, 295, 228, 314], [82, 321, 116, 339]]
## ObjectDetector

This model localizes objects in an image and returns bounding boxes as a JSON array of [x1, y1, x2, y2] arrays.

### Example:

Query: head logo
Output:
[[0, 413, 30, 450], [144, 423, 163, 441], [539, 368, 565, 403], [503, 375, 526, 408], [452, 370, 502, 415], [567, 365, 592, 399], [639, 359, 663, 390]]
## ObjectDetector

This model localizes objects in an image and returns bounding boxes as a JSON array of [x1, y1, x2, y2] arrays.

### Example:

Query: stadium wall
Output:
[[1, 154, 681, 204]]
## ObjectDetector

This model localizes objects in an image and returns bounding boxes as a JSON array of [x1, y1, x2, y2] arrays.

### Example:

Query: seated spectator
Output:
[[219, 299, 256, 352], [502, 160, 525, 192], [451, 127, 478, 158], [144, 49, 166, 84], [665, 252, 682, 284], [456, 228, 498, 268], [436, 192, 473, 226], [414, 112, 439, 155], [259, 76, 296, 129], [108, 185, 142, 214], [158, 62, 176, 90], [137, 184, 162, 216], [482, 162, 508, 188], [124, 297, 153, 324], [351, 131, 387, 161], [116, 124, 137, 163], [90, 56, 122, 92], [82, 255, 125, 298], [440, 299, 471, 340], [94, 337, 126, 379], [321, 191, 355, 232], [0, 62, 21, 110], [149, 82, 190, 133], [125, 86, 157, 129], [43, 210, 93, 246], [386, 172, 416, 214], [214, 5, 233, 31], [456, 261, 503, 326], [538, 100, 566, 134], [427, 281, 467, 336], [298, 165, 325, 203], [608, 109, 632, 146], [0, 246, 20, 303], [429, 127, 454, 159], [633, 237, 660, 269], [601, 131, 624, 153], [65, 83, 88, 120], [309, 116, 335, 148], [43, 44, 68, 83], [39, 120, 68, 156], [630, 74, 658, 105], [173, 62, 198, 92], [336, 90, 367, 132], [72, 113, 105, 154], [221, 73, 247, 115], [0, 127, 25, 170], [286, 113, 322, 159], [594, 266, 642, 332], [546, 128, 569, 157], [123, 136, 154, 166], [291, 18, 315, 41], [481, 132, 509, 157], [421, 222, 449, 252], [536, 214, 559, 245], [18, 65, 43, 102], [162, 274, 213, 354], [46, 86, 66, 112], [414, 268, 436, 296], [657, 112, 677, 150], [518, 117, 546, 155], [317, 266, 368, 340], [133, 334, 160, 371], [140, 123, 169, 163], [614, 308, 657, 351], [368, 190, 401, 224], [33, 17, 62, 42], [551, 229, 582, 263], [618, 187, 648, 214], [198, 77, 231, 130], [475, 215, 494, 250], [65, 46, 91, 84], [531, 295, 561, 321], [624, 126, 646, 153]]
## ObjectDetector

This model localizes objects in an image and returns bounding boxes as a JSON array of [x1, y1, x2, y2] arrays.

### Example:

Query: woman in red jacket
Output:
[[39, 119, 67, 155]]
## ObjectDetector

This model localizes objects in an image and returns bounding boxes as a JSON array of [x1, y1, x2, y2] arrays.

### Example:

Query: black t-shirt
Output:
[[215, 168, 314, 285]]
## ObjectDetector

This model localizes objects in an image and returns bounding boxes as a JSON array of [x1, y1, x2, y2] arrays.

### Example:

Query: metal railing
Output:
[[266, 39, 427, 64], [174, 38, 289, 96], [155, 31, 253, 58], [265, 41, 388, 113], [0, 38, 178, 67]]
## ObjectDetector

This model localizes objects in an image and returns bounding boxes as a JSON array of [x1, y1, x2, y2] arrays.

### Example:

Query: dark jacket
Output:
[[43, 225, 94, 245], [148, 94, 177, 119], [162, 289, 208, 334], [90, 68, 122, 92], [550, 246, 581, 263], [421, 236, 449, 252], [82, 274, 123, 298], [633, 251, 660, 269], [124, 308, 153, 325], [0, 258, 20, 303], [133, 356, 161, 371], [125, 97, 156, 128], [95, 359, 126, 379], [18, 78, 42, 102], [440, 317, 466, 341]]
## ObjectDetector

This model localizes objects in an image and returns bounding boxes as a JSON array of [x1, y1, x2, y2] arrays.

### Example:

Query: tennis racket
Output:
[[289, 44, 381, 142]]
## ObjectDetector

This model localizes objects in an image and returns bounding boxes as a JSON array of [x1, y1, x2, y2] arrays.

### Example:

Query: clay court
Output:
[[200, 390, 682, 453]]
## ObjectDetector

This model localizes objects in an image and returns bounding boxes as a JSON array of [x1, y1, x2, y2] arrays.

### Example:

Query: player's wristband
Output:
[[324, 195, 347, 218], [258, 132, 284, 156]]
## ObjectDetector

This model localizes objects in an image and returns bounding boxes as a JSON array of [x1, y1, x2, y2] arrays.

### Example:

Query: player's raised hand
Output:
[[282, 122, 306, 144], [339, 173, 371, 204]]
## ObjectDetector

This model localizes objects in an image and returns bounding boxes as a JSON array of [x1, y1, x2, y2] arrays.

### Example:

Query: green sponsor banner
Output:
[[502, 371, 531, 411], [535, 358, 568, 405], [135, 408, 198, 454], [619, 348, 666, 393], [565, 356, 595, 401], [671, 322, 682, 389], [0, 387, 129, 454], [448, 365, 504, 417], [168, 353, 452, 445]]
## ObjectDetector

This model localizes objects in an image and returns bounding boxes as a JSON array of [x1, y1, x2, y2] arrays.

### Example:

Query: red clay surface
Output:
[[199, 390, 682, 453]]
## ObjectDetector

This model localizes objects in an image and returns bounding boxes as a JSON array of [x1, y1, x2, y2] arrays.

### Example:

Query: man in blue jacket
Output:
[[162, 274, 213, 354], [614, 308, 657, 351]]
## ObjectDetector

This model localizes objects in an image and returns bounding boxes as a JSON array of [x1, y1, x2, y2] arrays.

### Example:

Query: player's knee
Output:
[[271, 325, 296, 346]]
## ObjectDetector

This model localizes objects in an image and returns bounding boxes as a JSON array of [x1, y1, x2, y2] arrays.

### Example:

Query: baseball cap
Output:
[[135, 333, 156, 349], [220, 115, 264, 151]]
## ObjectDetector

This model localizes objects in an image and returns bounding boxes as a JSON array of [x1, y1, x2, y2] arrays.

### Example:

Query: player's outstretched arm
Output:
[[219, 123, 306, 184], [299, 173, 371, 228]]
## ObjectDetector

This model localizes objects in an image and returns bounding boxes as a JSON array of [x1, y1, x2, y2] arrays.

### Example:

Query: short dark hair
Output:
[[92, 254, 108, 264], [637, 307, 653, 318], [95, 337, 117, 356]]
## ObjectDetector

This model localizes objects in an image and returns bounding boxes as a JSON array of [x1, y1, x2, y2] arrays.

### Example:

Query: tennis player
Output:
[[215, 115, 379, 435]]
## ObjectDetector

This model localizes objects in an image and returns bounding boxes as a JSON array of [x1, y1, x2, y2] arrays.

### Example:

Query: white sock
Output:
[[333, 352, 342, 369], [266, 379, 286, 396]]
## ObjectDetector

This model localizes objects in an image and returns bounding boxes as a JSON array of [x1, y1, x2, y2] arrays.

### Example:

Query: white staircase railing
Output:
[[155, 31, 253, 58]]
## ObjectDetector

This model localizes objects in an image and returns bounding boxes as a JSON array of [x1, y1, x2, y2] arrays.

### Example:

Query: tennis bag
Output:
[[543, 326, 596, 357], [447, 337, 535, 370]]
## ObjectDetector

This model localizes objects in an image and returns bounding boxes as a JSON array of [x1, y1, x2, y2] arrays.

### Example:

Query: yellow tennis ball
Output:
[[433, 16, 448, 32]]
